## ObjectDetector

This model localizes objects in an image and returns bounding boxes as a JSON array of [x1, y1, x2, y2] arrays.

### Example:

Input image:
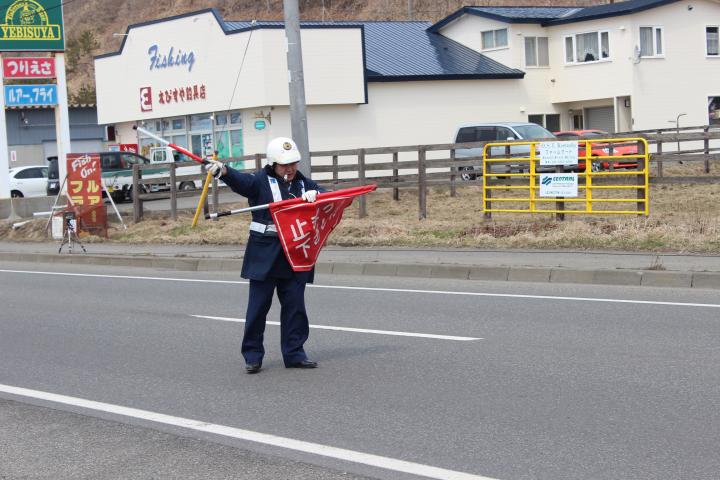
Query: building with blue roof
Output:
[[94, 1, 720, 157]]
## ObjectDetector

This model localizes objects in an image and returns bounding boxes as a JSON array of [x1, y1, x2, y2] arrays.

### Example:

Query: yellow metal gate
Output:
[[481, 137, 649, 215]]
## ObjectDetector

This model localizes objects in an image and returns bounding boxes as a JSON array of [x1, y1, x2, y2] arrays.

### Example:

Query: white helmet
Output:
[[266, 137, 301, 165]]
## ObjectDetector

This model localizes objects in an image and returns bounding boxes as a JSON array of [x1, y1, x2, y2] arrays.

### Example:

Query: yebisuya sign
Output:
[[0, 0, 65, 51]]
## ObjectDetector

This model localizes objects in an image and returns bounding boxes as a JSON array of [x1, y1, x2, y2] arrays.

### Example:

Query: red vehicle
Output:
[[553, 129, 639, 170]]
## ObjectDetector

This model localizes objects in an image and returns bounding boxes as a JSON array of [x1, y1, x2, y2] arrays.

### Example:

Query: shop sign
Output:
[[158, 84, 206, 105], [539, 141, 579, 166], [254, 120, 266, 130], [539, 173, 578, 197], [3, 56, 55, 78], [148, 44, 196, 72], [66, 154, 102, 206], [0, 0, 65, 51], [4, 83, 57, 106], [140, 86, 152, 112]]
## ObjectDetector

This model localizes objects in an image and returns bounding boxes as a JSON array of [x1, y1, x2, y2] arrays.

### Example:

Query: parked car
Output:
[[9, 165, 49, 198], [453, 122, 557, 179], [553, 129, 639, 170]]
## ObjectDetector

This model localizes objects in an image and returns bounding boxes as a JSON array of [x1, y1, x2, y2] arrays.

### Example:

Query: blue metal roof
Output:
[[430, 0, 682, 29], [222, 20, 524, 81]]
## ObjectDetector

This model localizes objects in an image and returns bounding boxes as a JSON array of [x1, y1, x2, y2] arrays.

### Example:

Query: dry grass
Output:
[[3, 182, 719, 253]]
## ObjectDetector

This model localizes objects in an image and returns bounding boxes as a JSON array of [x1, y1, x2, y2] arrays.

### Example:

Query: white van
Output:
[[453, 122, 556, 179], [149, 147, 203, 191]]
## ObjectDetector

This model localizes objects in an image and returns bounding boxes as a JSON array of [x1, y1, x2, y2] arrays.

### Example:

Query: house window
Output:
[[707, 26, 719, 56], [482, 28, 508, 50], [528, 114, 560, 132], [564, 31, 610, 63], [640, 26, 663, 57], [525, 36, 549, 67]]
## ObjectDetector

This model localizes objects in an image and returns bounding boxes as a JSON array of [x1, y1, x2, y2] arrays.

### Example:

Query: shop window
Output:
[[640, 26, 663, 57], [709, 96, 720, 125], [481, 28, 508, 50], [528, 114, 560, 132], [171, 118, 185, 130], [190, 114, 212, 131], [707, 26, 719, 56], [525, 37, 549, 67], [230, 112, 242, 125], [564, 31, 610, 63], [215, 113, 228, 127]]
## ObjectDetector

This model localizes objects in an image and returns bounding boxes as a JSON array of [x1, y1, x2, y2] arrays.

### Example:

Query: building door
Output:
[[585, 107, 615, 133]]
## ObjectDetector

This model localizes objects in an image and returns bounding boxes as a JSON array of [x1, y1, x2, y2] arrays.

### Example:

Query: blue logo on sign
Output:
[[542, 176, 552, 185], [255, 120, 266, 130], [148, 45, 196, 72]]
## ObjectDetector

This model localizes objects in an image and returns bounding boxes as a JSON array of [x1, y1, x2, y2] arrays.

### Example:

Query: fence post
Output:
[[212, 176, 219, 215], [201, 163, 209, 218], [554, 164, 565, 221], [254, 153, 263, 170], [449, 148, 457, 197], [418, 147, 427, 219], [704, 125, 710, 173], [358, 149, 367, 218], [656, 130, 663, 177], [169, 163, 177, 221], [392, 151, 400, 201], [637, 140, 647, 214], [332, 154, 339, 187], [132, 164, 143, 223]]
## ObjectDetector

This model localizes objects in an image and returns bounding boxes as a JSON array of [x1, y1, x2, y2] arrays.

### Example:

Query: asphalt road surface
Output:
[[1, 262, 719, 480]]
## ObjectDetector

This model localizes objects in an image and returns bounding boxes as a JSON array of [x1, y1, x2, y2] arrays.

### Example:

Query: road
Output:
[[1, 262, 719, 479]]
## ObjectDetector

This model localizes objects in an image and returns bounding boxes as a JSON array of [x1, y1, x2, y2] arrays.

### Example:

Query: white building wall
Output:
[[437, 15, 515, 67], [94, 11, 365, 125], [627, 0, 720, 130]]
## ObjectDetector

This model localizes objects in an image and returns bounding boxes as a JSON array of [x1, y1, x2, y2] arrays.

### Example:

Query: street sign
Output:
[[4, 84, 57, 106], [0, 0, 65, 51], [3, 57, 55, 78]]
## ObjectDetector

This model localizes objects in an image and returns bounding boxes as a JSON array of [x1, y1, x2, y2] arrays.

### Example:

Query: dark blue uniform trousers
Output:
[[242, 276, 310, 366]]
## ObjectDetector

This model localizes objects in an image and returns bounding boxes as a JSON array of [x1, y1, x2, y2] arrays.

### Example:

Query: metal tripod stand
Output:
[[57, 212, 87, 254]]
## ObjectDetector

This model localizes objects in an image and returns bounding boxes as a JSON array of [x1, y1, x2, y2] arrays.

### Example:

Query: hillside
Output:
[[62, 0, 607, 102]]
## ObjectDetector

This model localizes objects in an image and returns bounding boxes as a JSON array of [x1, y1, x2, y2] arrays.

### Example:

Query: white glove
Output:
[[207, 160, 225, 178], [301, 190, 318, 203]]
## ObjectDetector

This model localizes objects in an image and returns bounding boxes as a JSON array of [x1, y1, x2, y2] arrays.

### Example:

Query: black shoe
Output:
[[245, 362, 262, 374], [286, 359, 318, 369]]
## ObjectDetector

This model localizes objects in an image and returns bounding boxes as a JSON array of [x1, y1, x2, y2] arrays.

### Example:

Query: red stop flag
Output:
[[269, 185, 376, 271]]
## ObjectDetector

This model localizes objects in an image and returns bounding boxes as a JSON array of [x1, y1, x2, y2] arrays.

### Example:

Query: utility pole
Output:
[[408, 0, 413, 20], [283, 0, 311, 176]]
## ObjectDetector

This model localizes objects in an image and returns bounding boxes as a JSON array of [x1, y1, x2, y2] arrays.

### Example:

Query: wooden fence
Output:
[[131, 124, 720, 222]]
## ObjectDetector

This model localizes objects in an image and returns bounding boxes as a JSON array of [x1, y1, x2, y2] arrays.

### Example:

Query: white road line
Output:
[[192, 315, 481, 341], [0, 384, 498, 480], [2, 268, 720, 309]]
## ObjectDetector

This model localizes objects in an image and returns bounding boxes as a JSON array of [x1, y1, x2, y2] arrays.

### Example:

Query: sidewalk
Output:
[[1, 240, 719, 289]]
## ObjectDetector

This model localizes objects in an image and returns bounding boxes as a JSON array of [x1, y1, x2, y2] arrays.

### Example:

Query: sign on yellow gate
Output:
[[481, 137, 649, 215]]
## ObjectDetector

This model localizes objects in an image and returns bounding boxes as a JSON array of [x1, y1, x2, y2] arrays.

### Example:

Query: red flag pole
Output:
[[206, 203, 270, 220], [133, 125, 208, 165]]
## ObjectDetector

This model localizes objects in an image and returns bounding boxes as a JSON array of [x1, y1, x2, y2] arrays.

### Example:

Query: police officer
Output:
[[207, 137, 325, 374]]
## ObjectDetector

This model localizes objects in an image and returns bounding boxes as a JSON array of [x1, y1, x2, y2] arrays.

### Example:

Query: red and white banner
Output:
[[3, 57, 55, 79], [67, 154, 102, 206], [270, 185, 376, 271]]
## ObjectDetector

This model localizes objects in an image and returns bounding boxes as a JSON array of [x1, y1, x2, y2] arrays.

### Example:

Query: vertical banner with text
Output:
[[66, 154, 107, 237]]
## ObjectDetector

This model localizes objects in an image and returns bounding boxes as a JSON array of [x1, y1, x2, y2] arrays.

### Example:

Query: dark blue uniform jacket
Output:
[[221, 165, 324, 283]]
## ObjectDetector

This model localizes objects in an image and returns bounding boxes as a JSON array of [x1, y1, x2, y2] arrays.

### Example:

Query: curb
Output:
[[1, 252, 719, 289]]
